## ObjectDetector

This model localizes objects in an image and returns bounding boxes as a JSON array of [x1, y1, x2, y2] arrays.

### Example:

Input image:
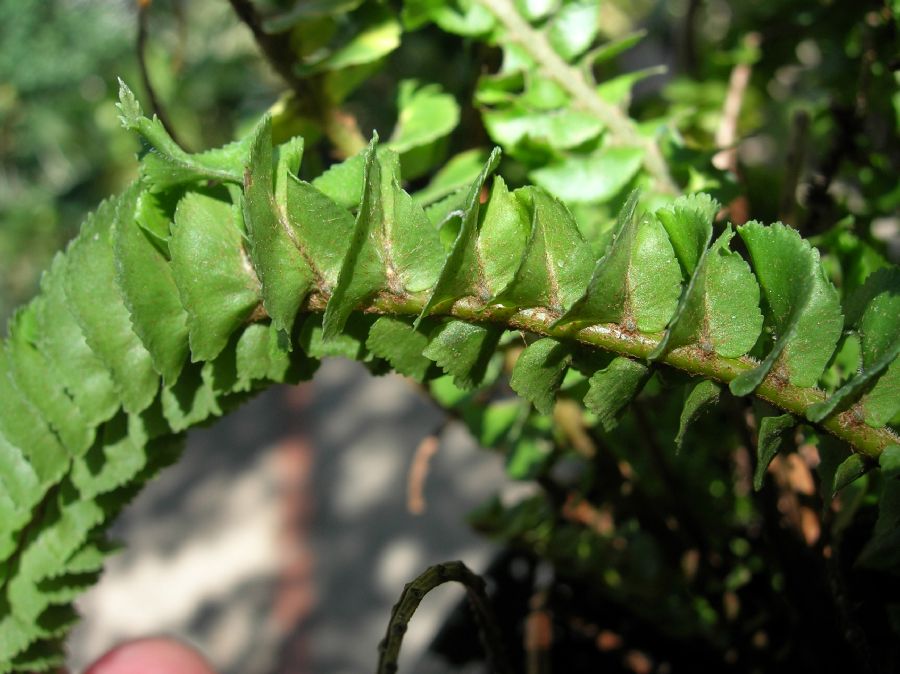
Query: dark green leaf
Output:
[[296, 6, 400, 74], [477, 177, 531, 295], [324, 141, 444, 336], [674, 379, 721, 451], [655, 193, 718, 278], [284, 178, 356, 288], [731, 222, 843, 396], [115, 191, 190, 385], [64, 190, 159, 414], [651, 225, 762, 360], [808, 268, 899, 425], [832, 453, 871, 495], [492, 188, 593, 313], [422, 320, 502, 389], [0, 430, 39, 563], [9, 638, 65, 673], [559, 192, 682, 333], [856, 446, 900, 570], [366, 317, 435, 381], [262, 0, 364, 32], [753, 413, 796, 491], [509, 338, 573, 415], [243, 116, 315, 334], [71, 417, 139, 499], [169, 191, 262, 362], [323, 138, 390, 338], [235, 322, 316, 388], [297, 313, 374, 361], [0, 346, 68, 502], [7, 489, 107, 622], [583, 357, 650, 431], [6, 305, 93, 457], [417, 148, 501, 321], [160, 362, 222, 432], [35, 255, 119, 428]]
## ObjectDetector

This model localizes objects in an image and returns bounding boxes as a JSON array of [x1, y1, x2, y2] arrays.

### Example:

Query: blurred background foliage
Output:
[[1, 0, 899, 672], [0, 0, 275, 322]]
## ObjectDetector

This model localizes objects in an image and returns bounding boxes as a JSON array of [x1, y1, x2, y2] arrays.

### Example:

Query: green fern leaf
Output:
[[64, 190, 159, 414], [808, 268, 900, 425], [674, 379, 721, 451], [0, 432, 38, 563], [417, 148, 501, 320], [115, 188, 190, 385], [6, 305, 94, 456], [530, 147, 644, 204], [0, 347, 69, 507], [731, 222, 843, 396], [170, 191, 263, 361], [35, 255, 120, 427], [117, 81, 249, 190], [243, 117, 315, 334], [583, 356, 650, 431], [284, 176, 356, 289], [476, 177, 531, 294], [422, 320, 502, 389], [651, 216, 762, 360], [558, 191, 682, 333], [492, 188, 593, 313], [509, 338, 573, 415], [753, 413, 796, 491], [366, 317, 435, 381]]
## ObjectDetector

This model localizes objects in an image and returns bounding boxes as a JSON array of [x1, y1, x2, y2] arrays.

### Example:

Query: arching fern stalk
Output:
[[0, 82, 897, 672]]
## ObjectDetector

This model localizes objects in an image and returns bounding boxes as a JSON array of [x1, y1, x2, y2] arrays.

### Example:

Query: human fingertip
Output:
[[85, 637, 217, 674]]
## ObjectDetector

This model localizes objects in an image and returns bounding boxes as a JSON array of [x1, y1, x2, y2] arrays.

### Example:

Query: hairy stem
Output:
[[474, 0, 679, 195], [377, 561, 512, 674], [299, 292, 897, 459]]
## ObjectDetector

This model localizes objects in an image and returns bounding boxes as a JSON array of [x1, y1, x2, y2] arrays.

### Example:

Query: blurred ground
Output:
[[69, 359, 507, 674]]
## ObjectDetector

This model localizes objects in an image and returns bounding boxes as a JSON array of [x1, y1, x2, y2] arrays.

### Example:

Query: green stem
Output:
[[301, 292, 897, 459], [321, 104, 368, 158], [474, 0, 679, 195], [376, 561, 512, 674]]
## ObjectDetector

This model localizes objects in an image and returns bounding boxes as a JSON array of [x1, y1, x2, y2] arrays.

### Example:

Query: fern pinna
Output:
[[0, 82, 897, 672]]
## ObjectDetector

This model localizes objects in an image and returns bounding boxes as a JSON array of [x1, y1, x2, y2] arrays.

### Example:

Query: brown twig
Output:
[[553, 399, 596, 459], [713, 33, 759, 225], [712, 34, 759, 173], [525, 590, 552, 674], [377, 561, 513, 674], [406, 425, 445, 515], [226, 0, 312, 99], [136, 0, 184, 148]]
